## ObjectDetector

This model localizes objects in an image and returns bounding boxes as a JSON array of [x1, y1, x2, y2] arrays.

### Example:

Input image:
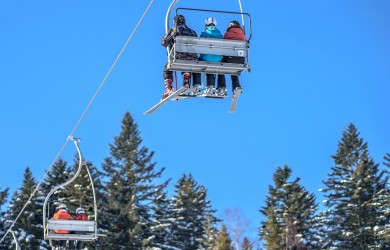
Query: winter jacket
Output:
[[161, 24, 198, 60], [53, 209, 72, 234], [224, 27, 246, 41], [199, 26, 224, 62], [74, 213, 88, 221]]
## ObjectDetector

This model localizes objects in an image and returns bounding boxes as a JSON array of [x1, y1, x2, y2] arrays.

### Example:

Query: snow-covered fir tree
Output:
[[150, 188, 176, 249], [260, 165, 319, 250], [377, 153, 390, 248], [321, 123, 389, 249], [100, 111, 169, 249], [169, 173, 218, 249], [199, 213, 219, 250], [0, 187, 10, 249], [214, 224, 233, 250], [7, 167, 47, 249]]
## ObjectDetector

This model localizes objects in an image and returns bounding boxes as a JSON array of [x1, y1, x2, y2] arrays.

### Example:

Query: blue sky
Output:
[[1, 0, 390, 242]]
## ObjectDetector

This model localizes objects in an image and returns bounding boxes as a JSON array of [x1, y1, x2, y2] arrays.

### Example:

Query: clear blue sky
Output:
[[1, 0, 390, 242]]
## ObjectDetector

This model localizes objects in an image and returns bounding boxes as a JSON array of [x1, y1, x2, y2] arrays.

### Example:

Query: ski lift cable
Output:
[[0, 0, 156, 244]]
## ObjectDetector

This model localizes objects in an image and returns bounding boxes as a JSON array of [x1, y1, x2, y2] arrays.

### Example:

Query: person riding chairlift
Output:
[[73, 207, 89, 250], [50, 204, 73, 249]]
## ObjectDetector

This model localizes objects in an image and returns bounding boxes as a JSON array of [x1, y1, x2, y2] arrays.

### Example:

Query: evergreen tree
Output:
[[241, 237, 254, 250], [214, 224, 233, 250], [260, 165, 319, 250], [170, 173, 218, 250], [101, 112, 169, 249], [150, 188, 175, 249], [321, 123, 388, 249], [7, 167, 47, 249], [377, 153, 390, 248], [199, 214, 219, 250], [0, 187, 10, 249]]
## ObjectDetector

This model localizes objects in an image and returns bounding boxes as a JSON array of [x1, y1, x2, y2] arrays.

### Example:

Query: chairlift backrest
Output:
[[168, 36, 249, 75]]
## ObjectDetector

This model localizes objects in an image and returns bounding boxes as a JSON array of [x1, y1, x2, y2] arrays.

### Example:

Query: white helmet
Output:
[[76, 207, 85, 215], [58, 204, 67, 210], [205, 17, 217, 26]]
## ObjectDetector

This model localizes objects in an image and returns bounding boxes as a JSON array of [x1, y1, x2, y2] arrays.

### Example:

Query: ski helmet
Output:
[[228, 20, 241, 28], [58, 204, 67, 210], [174, 15, 186, 25], [205, 17, 217, 26], [76, 207, 85, 215]]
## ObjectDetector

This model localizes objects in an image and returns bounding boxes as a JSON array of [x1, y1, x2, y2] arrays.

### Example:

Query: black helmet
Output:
[[174, 15, 186, 25], [228, 20, 241, 28]]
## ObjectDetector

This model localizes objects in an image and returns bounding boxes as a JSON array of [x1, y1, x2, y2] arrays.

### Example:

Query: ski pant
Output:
[[50, 240, 65, 248], [217, 56, 245, 90], [75, 240, 83, 250], [206, 74, 223, 88]]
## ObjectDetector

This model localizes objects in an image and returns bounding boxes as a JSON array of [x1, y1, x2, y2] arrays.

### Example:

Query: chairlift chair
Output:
[[43, 137, 99, 242], [165, 1, 252, 76]]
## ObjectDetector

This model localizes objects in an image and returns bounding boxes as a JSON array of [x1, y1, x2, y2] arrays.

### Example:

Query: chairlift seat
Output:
[[46, 219, 97, 241], [46, 232, 96, 241], [168, 36, 249, 75]]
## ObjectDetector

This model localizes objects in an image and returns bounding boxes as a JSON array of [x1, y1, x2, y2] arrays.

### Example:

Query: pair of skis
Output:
[[143, 87, 242, 115]]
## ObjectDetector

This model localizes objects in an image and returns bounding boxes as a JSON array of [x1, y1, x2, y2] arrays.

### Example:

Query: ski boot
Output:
[[182, 72, 190, 87], [216, 87, 227, 97], [161, 79, 173, 99], [203, 85, 215, 96]]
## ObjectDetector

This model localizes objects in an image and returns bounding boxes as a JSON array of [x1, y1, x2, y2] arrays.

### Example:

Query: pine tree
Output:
[[0, 187, 10, 249], [200, 213, 219, 250], [321, 123, 388, 249], [214, 224, 233, 250], [241, 237, 254, 250], [170, 173, 218, 249], [260, 165, 319, 250], [101, 111, 169, 249], [150, 188, 175, 249], [7, 167, 47, 249], [377, 153, 390, 248]]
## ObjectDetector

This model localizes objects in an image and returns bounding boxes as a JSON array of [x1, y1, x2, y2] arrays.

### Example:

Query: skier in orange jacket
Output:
[[50, 204, 73, 249]]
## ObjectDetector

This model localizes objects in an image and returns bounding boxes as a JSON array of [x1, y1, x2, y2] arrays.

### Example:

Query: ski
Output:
[[144, 85, 190, 114], [172, 87, 195, 100], [228, 88, 242, 113], [176, 91, 228, 100]]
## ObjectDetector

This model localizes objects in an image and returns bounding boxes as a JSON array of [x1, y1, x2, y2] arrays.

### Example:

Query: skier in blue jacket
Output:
[[199, 18, 225, 96]]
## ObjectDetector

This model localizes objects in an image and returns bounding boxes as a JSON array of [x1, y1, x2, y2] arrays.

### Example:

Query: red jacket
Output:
[[74, 213, 88, 221], [53, 209, 72, 234], [224, 27, 246, 41]]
